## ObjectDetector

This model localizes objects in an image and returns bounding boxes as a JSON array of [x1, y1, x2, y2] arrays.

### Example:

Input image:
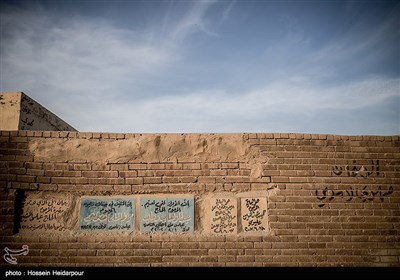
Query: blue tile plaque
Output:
[[140, 197, 194, 233], [80, 198, 135, 231]]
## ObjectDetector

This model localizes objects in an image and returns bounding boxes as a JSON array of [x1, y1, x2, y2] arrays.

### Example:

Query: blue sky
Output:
[[1, 0, 399, 134]]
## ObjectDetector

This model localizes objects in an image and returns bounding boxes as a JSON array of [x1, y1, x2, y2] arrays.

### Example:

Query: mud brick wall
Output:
[[0, 130, 399, 267]]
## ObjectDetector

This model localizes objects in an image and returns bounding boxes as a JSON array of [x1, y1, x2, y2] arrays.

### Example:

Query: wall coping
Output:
[[0, 130, 399, 141]]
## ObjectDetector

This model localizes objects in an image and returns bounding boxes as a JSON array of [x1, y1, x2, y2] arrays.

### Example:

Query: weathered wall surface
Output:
[[0, 92, 77, 131], [0, 131, 399, 267], [0, 93, 21, 131]]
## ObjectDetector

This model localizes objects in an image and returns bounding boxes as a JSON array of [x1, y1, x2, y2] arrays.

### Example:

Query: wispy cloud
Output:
[[170, 0, 219, 40], [0, 5, 175, 110], [222, 0, 236, 20], [299, 4, 399, 83], [73, 75, 398, 134]]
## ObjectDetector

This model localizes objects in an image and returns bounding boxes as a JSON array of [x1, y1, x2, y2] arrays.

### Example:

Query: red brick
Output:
[[63, 170, 81, 177], [17, 175, 35, 182], [218, 256, 236, 262], [88, 178, 107, 184], [199, 256, 218, 262], [162, 177, 180, 183], [179, 176, 197, 183], [164, 163, 183, 170], [208, 249, 226, 255], [110, 164, 128, 171], [237, 255, 255, 262], [128, 163, 147, 170], [126, 178, 143, 185], [202, 163, 220, 169], [107, 178, 125, 184], [173, 170, 192, 176], [73, 164, 91, 171], [198, 176, 216, 183], [52, 177, 69, 184], [70, 177, 89, 184], [182, 163, 201, 170], [118, 171, 138, 178], [221, 163, 239, 169], [148, 163, 165, 170], [143, 177, 162, 184], [113, 185, 131, 192]]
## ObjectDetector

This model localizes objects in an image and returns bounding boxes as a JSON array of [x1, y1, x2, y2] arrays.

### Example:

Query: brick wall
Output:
[[0, 130, 399, 267]]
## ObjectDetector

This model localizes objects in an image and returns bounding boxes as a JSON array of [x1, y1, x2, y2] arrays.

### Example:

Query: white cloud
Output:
[[0, 6, 179, 122], [0, 1, 220, 101], [1, 11, 174, 94], [79, 76, 399, 133]]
